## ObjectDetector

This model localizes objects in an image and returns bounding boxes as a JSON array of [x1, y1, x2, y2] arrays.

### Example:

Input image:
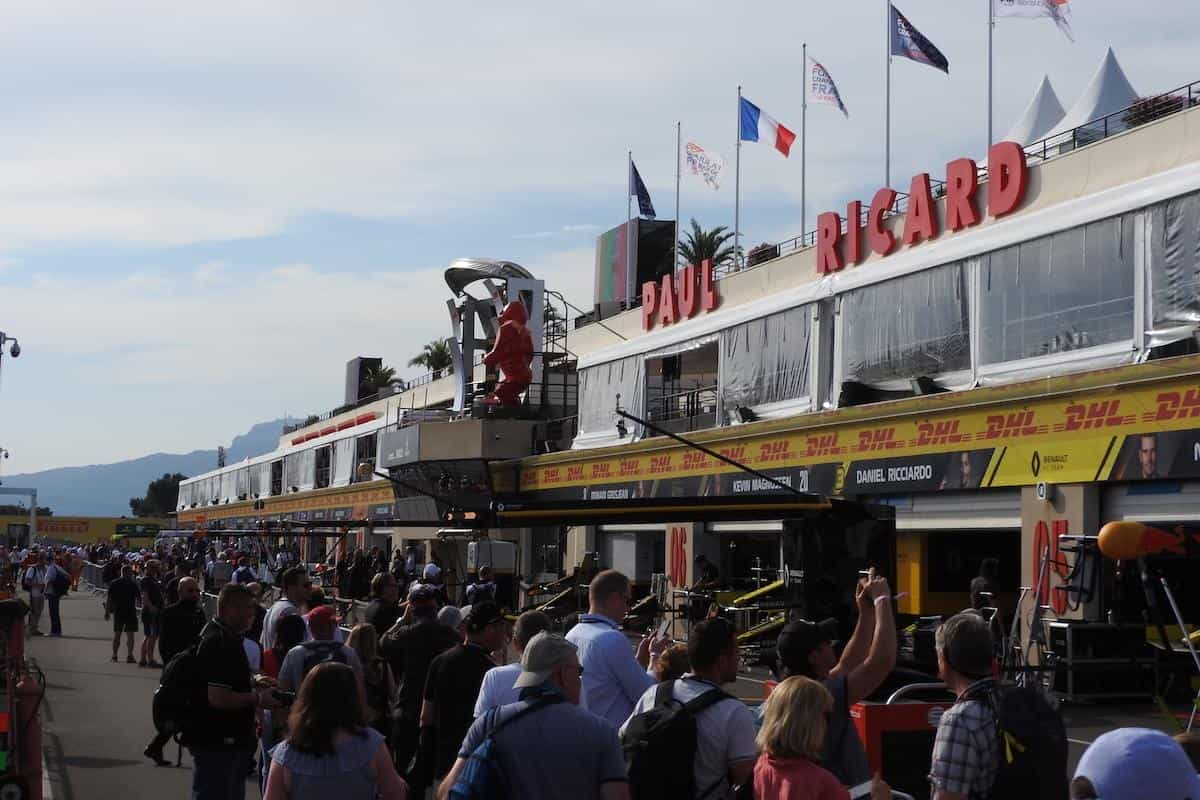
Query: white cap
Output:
[[423, 563, 442, 580]]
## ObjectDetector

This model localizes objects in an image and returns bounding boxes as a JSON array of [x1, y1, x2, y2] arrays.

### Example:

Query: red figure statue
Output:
[[482, 300, 534, 406]]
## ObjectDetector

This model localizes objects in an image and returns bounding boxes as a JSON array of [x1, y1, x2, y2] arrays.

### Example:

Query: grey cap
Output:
[[438, 605, 463, 629], [513, 632, 578, 689]]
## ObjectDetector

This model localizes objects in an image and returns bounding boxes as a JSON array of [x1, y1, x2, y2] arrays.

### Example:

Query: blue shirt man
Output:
[[565, 569, 665, 727]]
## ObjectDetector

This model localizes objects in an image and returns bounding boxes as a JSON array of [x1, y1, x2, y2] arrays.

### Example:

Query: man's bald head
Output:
[[178, 577, 200, 602]]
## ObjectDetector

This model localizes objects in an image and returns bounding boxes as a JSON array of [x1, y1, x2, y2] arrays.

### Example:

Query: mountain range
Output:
[[3, 418, 294, 517]]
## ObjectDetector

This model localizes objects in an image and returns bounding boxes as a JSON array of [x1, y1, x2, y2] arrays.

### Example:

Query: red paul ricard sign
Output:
[[815, 141, 1029, 274], [642, 259, 719, 331]]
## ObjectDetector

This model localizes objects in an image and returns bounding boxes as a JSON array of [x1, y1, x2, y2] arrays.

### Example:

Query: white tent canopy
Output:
[[1003, 75, 1065, 145], [1044, 47, 1139, 141]]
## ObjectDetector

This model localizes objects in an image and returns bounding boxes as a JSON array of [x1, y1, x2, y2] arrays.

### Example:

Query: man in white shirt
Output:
[[474, 609, 552, 717], [621, 617, 757, 800], [566, 570, 666, 727], [23, 557, 47, 637], [261, 567, 310, 650]]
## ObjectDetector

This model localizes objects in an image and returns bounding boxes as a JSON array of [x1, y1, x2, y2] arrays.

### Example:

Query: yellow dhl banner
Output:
[[520, 378, 1200, 494], [176, 484, 393, 524]]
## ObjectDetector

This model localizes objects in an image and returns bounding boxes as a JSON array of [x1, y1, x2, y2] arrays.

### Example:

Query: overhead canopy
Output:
[[444, 258, 535, 297], [1044, 47, 1139, 141], [1004, 75, 1065, 145]]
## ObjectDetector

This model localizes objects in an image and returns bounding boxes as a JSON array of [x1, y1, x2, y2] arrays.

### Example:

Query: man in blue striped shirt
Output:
[[566, 570, 666, 726]]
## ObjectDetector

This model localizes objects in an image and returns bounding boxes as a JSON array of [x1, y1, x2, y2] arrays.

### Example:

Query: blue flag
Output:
[[890, 4, 949, 74], [629, 160, 656, 218]]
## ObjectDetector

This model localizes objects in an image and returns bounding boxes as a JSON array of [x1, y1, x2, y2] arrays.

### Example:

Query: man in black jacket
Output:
[[379, 585, 458, 788], [143, 577, 207, 766]]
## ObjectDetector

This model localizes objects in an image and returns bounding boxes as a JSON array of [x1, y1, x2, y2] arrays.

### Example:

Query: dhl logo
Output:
[[541, 468, 559, 483], [1147, 389, 1200, 422], [856, 427, 900, 452], [913, 419, 968, 447], [803, 433, 841, 457], [758, 441, 792, 463], [718, 445, 747, 461], [982, 411, 1040, 439], [566, 466, 585, 481], [1059, 400, 1130, 431], [591, 463, 611, 479], [649, 455, 673, 474], [619, 459, 640, 476], [681, 452, 709, 470]]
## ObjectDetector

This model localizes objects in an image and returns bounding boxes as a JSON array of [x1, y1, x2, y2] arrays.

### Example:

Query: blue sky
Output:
[[0, 1, 1197, 474]]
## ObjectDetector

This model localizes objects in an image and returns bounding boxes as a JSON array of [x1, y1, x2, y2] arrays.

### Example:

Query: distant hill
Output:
[[4, 418, 296, 517]]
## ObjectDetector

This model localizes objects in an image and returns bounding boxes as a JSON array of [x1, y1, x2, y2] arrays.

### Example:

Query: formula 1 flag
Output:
[[739, 97, 796, 157], [993, 0, 1074, 43], [808, 56, 849, 118], [629, 159, 656, 218], [890, 4, 950, 74], [685, 141, 726, 190]]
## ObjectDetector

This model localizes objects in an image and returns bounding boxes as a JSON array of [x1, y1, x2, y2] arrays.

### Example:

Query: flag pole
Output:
[[674, 121, 681, 270], [801, 42, 808, 244], [626, 150, 634, 302], [987, 0, 994, 149], [735, 85, 742, 270], [885, 1, 891, 188]]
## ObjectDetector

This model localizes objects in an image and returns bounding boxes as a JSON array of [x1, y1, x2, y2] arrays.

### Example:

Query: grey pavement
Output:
[[32, 587, 231, 800]]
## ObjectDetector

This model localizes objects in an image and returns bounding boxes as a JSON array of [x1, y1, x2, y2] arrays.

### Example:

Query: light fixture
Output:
[[615, 419, 628, 439], [732, 406, 758, 424], [0, 332, 20, 358]]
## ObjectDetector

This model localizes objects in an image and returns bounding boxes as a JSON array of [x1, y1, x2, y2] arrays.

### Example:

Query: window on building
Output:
[[352, 433, 377, 482], [720, 304, 812, 417], [314, 446, 332, 489], [841, 261, 970, 388], [270, 460, 283, 497], [576, 356, 643, 445], [1149, 190, 1200, 344], [980, 212, 1135, 364], [644, 339, 718, 434]]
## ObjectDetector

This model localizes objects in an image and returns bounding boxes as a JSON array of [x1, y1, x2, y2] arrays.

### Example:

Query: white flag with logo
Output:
[[685, 141, 726, 190], [807, 56, 849, 118], [993, 0, 1074, 42]]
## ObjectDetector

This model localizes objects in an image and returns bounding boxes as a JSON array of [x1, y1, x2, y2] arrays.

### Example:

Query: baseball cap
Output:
[[438, 606, 464, 629], [423, 563, 442, 580], [465, 601, 503, 632], [776, 618, 840, 674], [408, 583, 435, 603], [306, 604, 337, 625], [513, 632, 578, 689], [1075, 728, 1200, 800]]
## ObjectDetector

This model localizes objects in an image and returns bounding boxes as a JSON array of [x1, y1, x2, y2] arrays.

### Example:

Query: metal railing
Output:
[[646, 385, 718, 424]]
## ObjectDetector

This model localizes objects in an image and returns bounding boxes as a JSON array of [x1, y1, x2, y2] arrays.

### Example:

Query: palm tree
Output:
[[678, 218, 740, 270], [360, 363, 403, 395], [408, 339, 455, 379]]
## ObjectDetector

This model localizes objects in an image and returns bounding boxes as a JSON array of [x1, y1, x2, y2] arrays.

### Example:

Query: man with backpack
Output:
[[930, 611, 1067, 800], [276, 603, 363, 693], [44, 552, 71, 637], [186, 582, 285, 800], [144, 576, 206, 767], [620, 617, 757, 800], [439, 632, 629, 800]]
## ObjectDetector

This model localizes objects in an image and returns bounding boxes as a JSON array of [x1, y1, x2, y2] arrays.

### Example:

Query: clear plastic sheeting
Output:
[[841, 263, 970, 387], [720, 305, 812, 412], [1148, 190, 1200, 344], [234, 467, 249, 499], [981, 212, 1135, 364], [249, 464, 262, 498], [575, 356, 644, 448], [220, 471, 236, 503], [333, 437, 355, 487], [258, 462, 272, 497]]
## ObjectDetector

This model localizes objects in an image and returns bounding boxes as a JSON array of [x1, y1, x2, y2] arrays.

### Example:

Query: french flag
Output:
[[739, 97, 796, 157]]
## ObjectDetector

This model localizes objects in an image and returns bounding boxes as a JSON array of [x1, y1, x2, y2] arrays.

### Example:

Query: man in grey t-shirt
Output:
[[439, 633, 629, 800]]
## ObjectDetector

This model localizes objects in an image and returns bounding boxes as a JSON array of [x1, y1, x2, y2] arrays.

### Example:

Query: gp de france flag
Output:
[[890, 4, 950, 74], [739, 97, 796, 157]]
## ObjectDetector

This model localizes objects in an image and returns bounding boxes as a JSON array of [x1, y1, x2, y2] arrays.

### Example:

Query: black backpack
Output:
[[964, 681, 1068, 800], [299, 641, 349, 681], [621, 681, 734, 800], [152, 642, 205, 740], [51, 568, 70, 596]]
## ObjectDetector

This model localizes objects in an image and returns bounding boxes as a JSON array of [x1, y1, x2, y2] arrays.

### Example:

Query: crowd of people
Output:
[[22, 536, 1192, 800]]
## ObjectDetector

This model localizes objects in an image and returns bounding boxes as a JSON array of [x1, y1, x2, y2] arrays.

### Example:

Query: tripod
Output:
[[1139, 558, 1200, 732]]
